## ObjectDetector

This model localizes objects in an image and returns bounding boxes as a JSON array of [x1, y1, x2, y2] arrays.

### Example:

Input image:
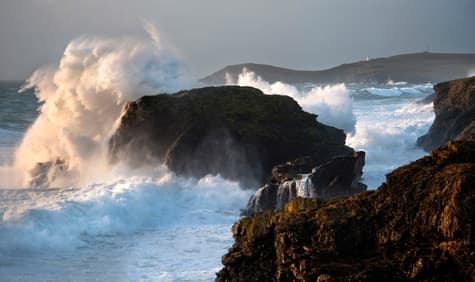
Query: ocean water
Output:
[[0, 80, 434, 281], [0, 82, 38, 165]]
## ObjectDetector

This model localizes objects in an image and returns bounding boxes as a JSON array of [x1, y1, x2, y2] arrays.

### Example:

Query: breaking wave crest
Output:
[[0, 172, 251, 252], [1, 27, 191, 188], [226, 68, 356, 133], [347, 100, 434, 188]]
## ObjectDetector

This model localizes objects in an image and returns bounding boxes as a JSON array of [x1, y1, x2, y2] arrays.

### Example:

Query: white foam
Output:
[[226, 68, 356, 133], [0, 172, 251, 281], [347, 99, 434, 188], [4, 26, 191, 188], [387, 80, 408, 86], [365, 87, 403, 97], [0, 172, 251, 251], [359, 83, 434, 98]]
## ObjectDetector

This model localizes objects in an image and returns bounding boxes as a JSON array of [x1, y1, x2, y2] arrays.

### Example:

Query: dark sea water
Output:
[[0, 81, 37, 165]]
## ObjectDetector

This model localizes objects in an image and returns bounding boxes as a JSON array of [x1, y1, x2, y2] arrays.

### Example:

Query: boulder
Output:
[[109, 86, 353, 187], [418, 76, 475, 151], [245, 151, 366, 215], [218, 141, 475, 281]]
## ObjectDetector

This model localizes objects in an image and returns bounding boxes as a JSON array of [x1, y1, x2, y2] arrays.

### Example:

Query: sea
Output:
[[0, 79, 434, 281]]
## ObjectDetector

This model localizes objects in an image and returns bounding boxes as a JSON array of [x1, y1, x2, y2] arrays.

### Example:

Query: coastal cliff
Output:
[[109, 86, 353, 186], [418, 76, 475, 151], [217, 141, 475, 281]]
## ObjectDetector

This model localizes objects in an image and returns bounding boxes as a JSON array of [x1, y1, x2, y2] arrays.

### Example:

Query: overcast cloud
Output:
[[0, 0, 474, 80]]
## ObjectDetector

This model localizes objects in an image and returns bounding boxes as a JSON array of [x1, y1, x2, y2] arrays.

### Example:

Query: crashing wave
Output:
[[1, 27, 191, 188]]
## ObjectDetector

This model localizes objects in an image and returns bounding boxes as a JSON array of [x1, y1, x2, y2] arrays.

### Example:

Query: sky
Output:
[[0, 0, 474, 80]]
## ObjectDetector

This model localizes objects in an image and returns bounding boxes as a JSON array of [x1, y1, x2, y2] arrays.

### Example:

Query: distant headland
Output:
[[202, 52, 475, 85]]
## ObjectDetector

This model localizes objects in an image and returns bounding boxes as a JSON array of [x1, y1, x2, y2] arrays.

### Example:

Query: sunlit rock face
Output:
[[218, 141, 475, 282], [109, 86, 353, 187]]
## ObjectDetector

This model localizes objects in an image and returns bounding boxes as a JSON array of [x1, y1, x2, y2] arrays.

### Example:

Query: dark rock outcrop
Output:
[[245, 151, 366, 215], [218, 141, 475, 281], [202, 52, 475, 85], [109, 86, 352, 186], [418, 76, 475, 151]]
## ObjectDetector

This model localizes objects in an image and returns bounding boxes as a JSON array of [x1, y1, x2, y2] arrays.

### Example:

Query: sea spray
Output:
[[226, 68, 356, 133], [3, 29, 191, 188], [346, 98, 435, 188]]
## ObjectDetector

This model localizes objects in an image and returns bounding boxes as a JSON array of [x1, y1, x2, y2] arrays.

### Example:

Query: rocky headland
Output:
[[202, 52, 475, 85], [109, 86, 356, 187], [418, 76, 475, 151], [217, 141, 475, 281]]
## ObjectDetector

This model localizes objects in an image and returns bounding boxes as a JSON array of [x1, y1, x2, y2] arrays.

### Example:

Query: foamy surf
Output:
[[347, 98, 434, 188], [0, 173, 252, 281], [358, 83, 434, 98]]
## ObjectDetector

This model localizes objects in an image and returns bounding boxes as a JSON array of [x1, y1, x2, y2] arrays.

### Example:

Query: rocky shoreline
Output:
[[244, 151, 366, 216], [217, 141, 475, 281], [217, 77, 475, 281]]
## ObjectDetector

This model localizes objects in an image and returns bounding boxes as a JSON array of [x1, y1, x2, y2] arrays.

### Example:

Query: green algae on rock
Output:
[[218, 141, 475, 281]]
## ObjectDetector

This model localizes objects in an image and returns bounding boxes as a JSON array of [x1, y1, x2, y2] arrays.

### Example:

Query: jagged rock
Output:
[[309, 151, 366, 198], [218, 141, 475, 281], [418, 76, 475, 151], [245, 151, 366, 216], [109, 86, 352, 187], [270, 156, 316, 183]]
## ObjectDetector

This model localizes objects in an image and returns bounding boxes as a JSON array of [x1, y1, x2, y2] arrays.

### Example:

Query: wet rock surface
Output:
[[218, 141, 475, 281], [245, 151, 366, 216]]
